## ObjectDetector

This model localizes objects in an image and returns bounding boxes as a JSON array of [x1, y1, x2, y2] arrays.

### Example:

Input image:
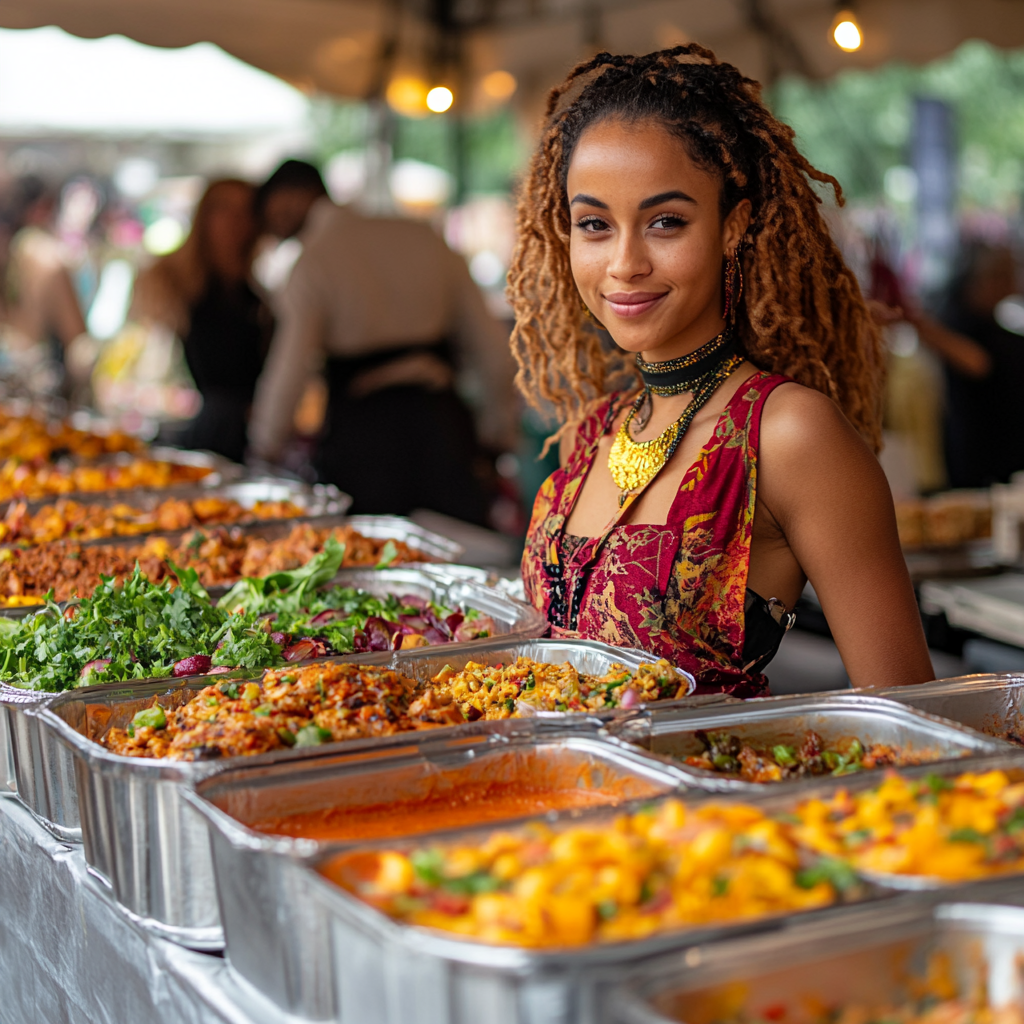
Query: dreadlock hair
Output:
[[507, 44, 885, 452]]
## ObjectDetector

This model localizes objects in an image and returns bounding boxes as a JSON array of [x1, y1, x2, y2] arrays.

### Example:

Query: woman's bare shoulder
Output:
[[760, 380, 870, 455]]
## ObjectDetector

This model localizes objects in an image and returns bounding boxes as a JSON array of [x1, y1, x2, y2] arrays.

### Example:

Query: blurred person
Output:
[[131, 179, 272, 462], [903, 243, 1024, 488], [249, 160, 516, 523], [0, 175, 90, 396]]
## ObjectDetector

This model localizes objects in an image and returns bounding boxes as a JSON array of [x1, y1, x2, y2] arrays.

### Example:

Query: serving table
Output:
[[0, 794, 287, 1024]]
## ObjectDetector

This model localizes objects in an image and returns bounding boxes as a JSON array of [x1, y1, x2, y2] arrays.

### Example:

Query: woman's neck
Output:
[[640, 314, 727, 364]]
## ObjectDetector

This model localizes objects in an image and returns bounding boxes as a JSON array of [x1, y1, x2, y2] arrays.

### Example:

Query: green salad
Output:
[[0, 538, 495, 692]]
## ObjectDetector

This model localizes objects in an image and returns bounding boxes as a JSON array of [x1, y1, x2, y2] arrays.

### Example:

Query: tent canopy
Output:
[[3, 0, 1024, 106], [0, 26, 309, 134]]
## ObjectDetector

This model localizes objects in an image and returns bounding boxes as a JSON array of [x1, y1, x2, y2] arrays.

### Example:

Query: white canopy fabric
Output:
[[2, 0, 1024, 106], [0, 26, 310, 134]]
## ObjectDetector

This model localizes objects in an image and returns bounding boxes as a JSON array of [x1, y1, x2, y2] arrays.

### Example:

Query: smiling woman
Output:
[[509, 45, 934, 696]]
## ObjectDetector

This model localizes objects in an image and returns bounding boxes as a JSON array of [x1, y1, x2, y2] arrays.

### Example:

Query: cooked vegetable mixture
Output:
[[0, 411, 141, 462], [98, 654, 686, 760], [793, 770, 1024, 882], [684, 729, 906, 782], [0, 494, 304, 546], [0, 540, 491, 691], [103, 661, 466, 760], [321, 798, 852, 948], [0, 521, 429, 605], [431, 656, 689, 718]]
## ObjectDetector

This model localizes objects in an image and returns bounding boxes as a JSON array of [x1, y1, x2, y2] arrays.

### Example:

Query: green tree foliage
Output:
[[771, 41, 1024, 209]]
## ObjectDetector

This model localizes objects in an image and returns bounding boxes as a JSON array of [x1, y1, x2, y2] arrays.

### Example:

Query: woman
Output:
[[132, 179, 272, 463], [512, 46, 934, 696]]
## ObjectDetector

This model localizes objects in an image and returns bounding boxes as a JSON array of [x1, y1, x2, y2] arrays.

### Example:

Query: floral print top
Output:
[[521, 371, 790, 698]]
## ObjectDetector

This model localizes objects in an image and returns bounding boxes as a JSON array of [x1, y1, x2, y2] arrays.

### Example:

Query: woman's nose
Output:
[[607, 230, 651, 280]]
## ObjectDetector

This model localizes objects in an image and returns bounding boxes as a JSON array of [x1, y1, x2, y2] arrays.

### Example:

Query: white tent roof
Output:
[[0, 26, 310, 135], [1, 0, 1023, 106]]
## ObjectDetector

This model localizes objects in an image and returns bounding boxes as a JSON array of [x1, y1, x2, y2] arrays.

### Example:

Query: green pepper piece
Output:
[[597, 899, 618, 920], [821, 750, 843, 771], [218, 681, 241, 700], [276, 728, 296, 747], [295, 724, 332, 747], [949, 827, 986, 844], [131, 704, 167, 731], [845, 738, 865, 763], [503, 698, 516, 714], [772, 745, 797, 767], [711, 753, 739, 772], [253, 705, 274, 717], [711, 875, 729, 897]]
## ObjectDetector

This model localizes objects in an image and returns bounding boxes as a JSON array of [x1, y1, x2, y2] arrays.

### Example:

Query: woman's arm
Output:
[[757, 385, 934, 689], [907, 309, 991, 379]]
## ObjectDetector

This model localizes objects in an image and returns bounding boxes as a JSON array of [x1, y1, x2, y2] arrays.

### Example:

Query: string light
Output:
[[832, 10, 862, 51], [426, 86, 454, 113]]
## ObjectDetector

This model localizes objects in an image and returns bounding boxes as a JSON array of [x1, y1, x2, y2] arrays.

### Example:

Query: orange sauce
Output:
[[251, 778, 647, 842]]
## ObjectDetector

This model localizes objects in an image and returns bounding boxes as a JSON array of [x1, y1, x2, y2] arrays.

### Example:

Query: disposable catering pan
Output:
[[389, 637, 702, 719], [612, 901, 1024, 1024], [2, 476, 352, 523], [185, 730, 692, 1020], [605, 692, 1010, 791], [5, 566, 544, 833], [244, 787, 889, 1024], [873, 672, 1024, 746], [28, 638, 676, 945], [0, 564, 538, 815]]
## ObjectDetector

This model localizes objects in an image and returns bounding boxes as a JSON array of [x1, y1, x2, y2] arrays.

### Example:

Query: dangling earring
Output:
[[580, 297, 605, 331], [722, 250, 744, 327]]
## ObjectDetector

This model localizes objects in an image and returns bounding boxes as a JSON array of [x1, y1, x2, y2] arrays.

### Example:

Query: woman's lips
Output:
[[603, 291, 667, 318]]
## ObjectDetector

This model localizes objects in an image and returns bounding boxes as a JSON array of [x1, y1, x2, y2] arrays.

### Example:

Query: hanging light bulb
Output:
[[832, 10, 863, 51], [426, 86, 454, 113]]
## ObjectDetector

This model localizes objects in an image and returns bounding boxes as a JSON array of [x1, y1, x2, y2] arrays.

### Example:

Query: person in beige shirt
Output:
[[248, 160, 516, 523]]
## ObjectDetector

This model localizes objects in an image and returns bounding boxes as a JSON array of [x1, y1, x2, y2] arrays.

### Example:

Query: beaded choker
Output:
[[636, 331, 734, 396]]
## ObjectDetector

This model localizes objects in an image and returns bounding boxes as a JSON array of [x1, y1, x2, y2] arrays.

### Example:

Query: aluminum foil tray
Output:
[[875, 672, 1024, 746], [4, 476, 352, 521], [613, 901, 1024, 1024], [344, 514, 463, 563], [186, 731, 691, 1019], [389, 637, 704, 720], [0, 567, 541, 814], [269, 786, 890, 1024], [606, 692, 1010, 791]]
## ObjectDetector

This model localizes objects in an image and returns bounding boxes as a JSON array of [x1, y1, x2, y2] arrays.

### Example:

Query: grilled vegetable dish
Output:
[[793, 769, 1024, 882], [103, 662, 466, 761], [0, 457, 211, 503], [0, 540, 492, 692], [0, 410, 141, 462], [0, 521, 429, 605], [431, 656, 689, 718], [683, 729, 907, 782], [95, 654, 684, 760], [0, 495, 303, 546], [320, 798, 854, 948]]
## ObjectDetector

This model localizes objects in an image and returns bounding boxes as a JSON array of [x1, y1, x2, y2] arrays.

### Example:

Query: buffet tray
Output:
[[28, 637, 680, 945], [1, 476, 352, 524], [263, 791, 887, 1024], [605, 692, 1010, 791], [1, 564, 543, 829], [249, 753, 1024, 1024], [0, 445, 244, 519], [186, 730, 692, 1020], [873, 672, 1024, 745], [613, 901, 1024, 1024]]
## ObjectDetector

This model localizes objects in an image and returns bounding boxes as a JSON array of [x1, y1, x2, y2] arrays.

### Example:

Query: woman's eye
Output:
[[650, 214, 687, 230], [575, 216, 609, 233]]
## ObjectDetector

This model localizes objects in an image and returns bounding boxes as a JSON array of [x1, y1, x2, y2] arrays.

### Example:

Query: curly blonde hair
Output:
[[507, 45, 884, 451]]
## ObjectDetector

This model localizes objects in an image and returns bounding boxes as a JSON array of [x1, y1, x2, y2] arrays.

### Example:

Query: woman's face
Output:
[[566, 117, 750, 360], [203, 183, 256, 281]]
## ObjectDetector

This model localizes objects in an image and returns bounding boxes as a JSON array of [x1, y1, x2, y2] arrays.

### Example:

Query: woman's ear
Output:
[[723, 198, 752, 254]]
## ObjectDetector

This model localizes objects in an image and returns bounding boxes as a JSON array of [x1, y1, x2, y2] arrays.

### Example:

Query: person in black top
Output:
[[908, 243, 1024, 488], [131, 179, 272, 462]]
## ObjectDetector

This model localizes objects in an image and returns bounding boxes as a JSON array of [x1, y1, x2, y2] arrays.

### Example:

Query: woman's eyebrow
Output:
[[638, 190, 696, 209], [569, 193, 608, 208]]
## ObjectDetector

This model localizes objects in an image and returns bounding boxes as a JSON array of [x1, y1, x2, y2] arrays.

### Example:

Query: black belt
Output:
[[324, 340, 453, 401]]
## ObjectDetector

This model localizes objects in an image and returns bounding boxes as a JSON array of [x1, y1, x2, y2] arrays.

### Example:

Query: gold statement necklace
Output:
[[607, 331, 743, 506]]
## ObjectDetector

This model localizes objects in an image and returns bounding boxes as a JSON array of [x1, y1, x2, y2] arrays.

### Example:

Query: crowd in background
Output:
[[2, 155, 1024, 531]]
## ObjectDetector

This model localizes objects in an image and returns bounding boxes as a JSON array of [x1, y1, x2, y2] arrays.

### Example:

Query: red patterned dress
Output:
[[521, 371, 791, 697]]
